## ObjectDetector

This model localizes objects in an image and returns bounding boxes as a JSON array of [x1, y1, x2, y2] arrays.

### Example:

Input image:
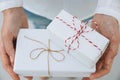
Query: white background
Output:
[[0, 12, 120, 80]]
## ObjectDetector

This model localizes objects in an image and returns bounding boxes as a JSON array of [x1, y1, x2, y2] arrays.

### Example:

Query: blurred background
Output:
[[0, 6, 120, 80]]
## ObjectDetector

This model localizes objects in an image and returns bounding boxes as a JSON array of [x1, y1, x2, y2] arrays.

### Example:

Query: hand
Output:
[[83, 14, 120, 80], [0, 7, 32, 80]]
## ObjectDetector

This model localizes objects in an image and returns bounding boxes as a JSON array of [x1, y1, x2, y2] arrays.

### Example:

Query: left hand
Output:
[[83, 14, 120, 80], [0, 7, 32, 80]]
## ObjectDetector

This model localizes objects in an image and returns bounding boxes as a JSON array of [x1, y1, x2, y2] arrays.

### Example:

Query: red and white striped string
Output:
[[56, 16, 102, 54]]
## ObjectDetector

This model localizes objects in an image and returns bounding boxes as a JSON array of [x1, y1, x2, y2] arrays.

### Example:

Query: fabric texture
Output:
[[0, 0, 120, 25], [0, 0, 23, 12], [95, 0, 120, 25]]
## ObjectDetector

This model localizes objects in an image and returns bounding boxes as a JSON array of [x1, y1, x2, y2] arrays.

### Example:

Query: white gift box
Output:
[[47, 10, 109, 68], [14, 29, 95, 77]]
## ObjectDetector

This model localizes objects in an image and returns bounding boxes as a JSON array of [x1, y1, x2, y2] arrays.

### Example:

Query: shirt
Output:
[[0, 0, 120, 24]]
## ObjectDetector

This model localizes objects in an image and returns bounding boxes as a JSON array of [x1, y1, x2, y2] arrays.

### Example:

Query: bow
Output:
[[56, 16, 102, 53], [24, 36, 65, 76]]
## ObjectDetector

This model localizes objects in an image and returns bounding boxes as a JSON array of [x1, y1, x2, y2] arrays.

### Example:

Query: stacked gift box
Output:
[[13, 10, 109, 77]]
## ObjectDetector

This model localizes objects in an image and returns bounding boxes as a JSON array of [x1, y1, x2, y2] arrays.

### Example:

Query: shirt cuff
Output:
[[0, 0, 23, 12], [95, 7, 120, 26]]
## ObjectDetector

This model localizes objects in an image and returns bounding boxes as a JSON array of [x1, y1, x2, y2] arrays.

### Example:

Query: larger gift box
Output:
[[47, 10, 109, 68], [14, 29, 95, 77]]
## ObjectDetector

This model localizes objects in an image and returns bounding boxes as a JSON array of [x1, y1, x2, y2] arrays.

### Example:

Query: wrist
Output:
[[95, 7, 120, 27], [3, 7, 25, 17]]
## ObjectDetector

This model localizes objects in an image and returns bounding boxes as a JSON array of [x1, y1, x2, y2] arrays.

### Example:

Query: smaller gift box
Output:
[[14, 29, 95, 77], [47, 10, 109, 68]]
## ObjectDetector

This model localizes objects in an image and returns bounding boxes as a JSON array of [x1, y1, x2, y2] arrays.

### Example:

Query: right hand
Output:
[[0, 7, 32, 80], [82, 14, 120, 80]]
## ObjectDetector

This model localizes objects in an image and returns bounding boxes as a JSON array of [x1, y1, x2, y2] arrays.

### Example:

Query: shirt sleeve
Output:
[[0, 0, 23, 12], [95, 0, 120, 25]]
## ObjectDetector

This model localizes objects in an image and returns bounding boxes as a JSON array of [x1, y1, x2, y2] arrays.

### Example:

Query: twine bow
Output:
[[24, 36, 65, 76], [56, 16, 102, 53]]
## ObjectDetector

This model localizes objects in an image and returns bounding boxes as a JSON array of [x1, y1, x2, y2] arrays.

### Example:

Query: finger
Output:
[[90, 60, 113, 79], [40, 77, 49, 80], [82, 77, 91, 80], [103, 42, 119, 73], [2, 34, 15, 66], [93, 49, 109, 79], [90, 45, 113, 79], [0, 43, 20, 80], [96, 51, 108, 71], [106, 42, 119, 60], [96, 59, 104, 71], [25, 76, 33, 80], [96, 48, 108, 71], [5, 63, 20, 80]]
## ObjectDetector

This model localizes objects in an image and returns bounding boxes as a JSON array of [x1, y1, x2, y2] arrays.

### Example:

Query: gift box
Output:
[[14, 29, 95, 77], [47, 10, 109, 68]]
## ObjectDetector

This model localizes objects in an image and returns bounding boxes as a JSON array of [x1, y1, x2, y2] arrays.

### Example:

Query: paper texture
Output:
[[14, 29, 95, 77], [47, 10, 109, 68]]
